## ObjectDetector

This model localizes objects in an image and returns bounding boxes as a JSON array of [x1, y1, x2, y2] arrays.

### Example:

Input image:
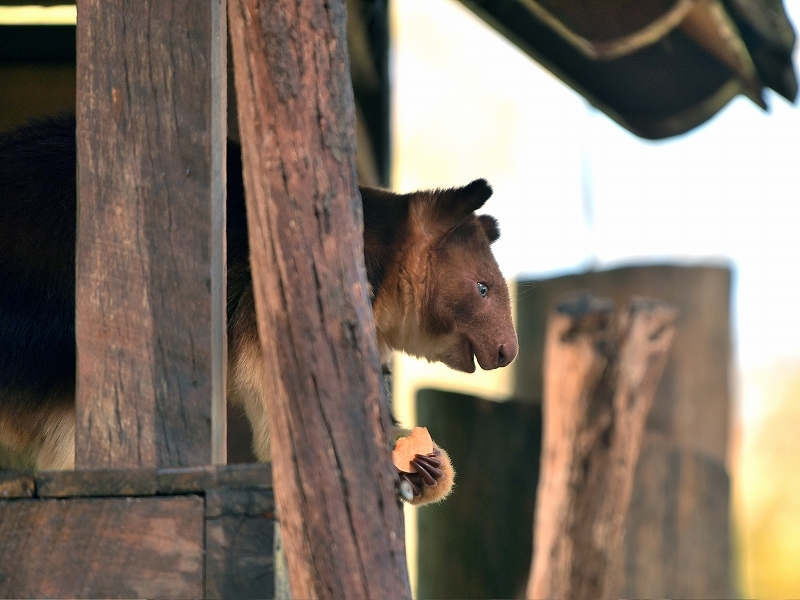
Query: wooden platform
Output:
[[0, 463, 276, 599]]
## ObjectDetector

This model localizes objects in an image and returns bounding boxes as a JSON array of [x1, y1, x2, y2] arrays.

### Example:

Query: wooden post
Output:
[[228, 0, 410, 598], [527, 294, 677, 599], [75, 0, 227, 468], [514, 265, 733, 597], [416, 391, 543, 600]]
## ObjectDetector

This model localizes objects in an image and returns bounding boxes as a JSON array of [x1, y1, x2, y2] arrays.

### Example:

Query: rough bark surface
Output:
[[515, 266, 733, 597], [528, 294, 677, 599], [75, 0, 227, 468], [227, 0, 410, 598]]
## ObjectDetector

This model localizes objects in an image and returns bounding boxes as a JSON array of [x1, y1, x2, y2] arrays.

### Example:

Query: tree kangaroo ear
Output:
[[478, 214, 500, 243], [412, 179, 494, 240], [434, 178, 493, 221]]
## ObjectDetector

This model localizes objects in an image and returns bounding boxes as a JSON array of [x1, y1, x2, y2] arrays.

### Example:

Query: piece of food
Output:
[[393, 427, 434, 473]]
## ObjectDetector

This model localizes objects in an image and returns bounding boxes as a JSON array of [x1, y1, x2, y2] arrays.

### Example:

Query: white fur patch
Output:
[[227, 338, 272, 462]]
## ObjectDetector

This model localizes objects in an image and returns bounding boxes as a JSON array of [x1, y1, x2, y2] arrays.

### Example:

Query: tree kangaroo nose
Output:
[[497, 339, 518, 367]]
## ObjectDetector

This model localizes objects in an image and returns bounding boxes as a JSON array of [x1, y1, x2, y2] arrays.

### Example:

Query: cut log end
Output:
[[556, 292, 616, 342]]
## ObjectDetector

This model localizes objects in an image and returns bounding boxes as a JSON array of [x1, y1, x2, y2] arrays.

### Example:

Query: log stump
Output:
[[527, 293, 678, 599]]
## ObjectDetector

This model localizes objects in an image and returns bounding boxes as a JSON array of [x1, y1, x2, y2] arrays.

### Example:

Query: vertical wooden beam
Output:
[[228, 0, 410, 598], [76, 0, 227, 468], [209, 0, 229, 468]]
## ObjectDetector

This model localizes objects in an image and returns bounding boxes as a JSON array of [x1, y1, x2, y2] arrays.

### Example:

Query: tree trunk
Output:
[[528, 294, 677, 599], [227, 1, 410, 598]]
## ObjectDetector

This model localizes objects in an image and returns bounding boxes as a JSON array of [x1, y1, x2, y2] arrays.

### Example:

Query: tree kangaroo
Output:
[[0, 115, 517, 505]]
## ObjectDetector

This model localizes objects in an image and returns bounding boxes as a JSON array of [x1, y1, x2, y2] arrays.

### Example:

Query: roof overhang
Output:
[[458, 0, 798, 138]]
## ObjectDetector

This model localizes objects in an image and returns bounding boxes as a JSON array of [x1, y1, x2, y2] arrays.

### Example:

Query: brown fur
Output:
[[367, 181, 516, 373], [0, 116, 517, 506], [225, 181, 517, 504]]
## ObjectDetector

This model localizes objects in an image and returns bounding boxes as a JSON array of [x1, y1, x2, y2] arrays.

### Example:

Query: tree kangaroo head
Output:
[[366, 179, 518, 373]]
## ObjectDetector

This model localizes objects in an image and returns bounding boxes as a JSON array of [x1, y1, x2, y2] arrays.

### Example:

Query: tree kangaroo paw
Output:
[[398, 444, 455, 506]]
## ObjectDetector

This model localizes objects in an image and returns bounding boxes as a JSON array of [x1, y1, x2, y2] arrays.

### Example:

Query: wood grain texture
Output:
[[0, 472, 34, 499], [528, 294, 677, 600], [0, 495, 204, 598], [215, 461, 273, 489], [37, 468, 158, 498], [205, 489, 276, 599], [75, 0, 227, 468], [228, 0, 410, 597], [33, 464, 272, 497]]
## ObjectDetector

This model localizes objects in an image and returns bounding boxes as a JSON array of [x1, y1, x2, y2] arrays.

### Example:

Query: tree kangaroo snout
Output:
[[0, 114, 517, 506]]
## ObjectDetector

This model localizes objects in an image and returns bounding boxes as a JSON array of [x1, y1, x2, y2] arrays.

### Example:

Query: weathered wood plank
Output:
[[158, 463, 273, 494], [33, 463, 273, 497], [0, 471, 35, 499], [75, 0, 227, 468], [0, 495, 204, 598], [38, 468, 158, 498], [228, 0, 410, 597], [527, 294, 677, 599], [205, 489, 276, 599], [216, 462, 273, 489], [205, 487, 274, 518], [157, 465, 219, 495]]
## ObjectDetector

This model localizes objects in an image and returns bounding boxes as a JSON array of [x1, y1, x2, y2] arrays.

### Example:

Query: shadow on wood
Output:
[[416, 390, 542, 599]]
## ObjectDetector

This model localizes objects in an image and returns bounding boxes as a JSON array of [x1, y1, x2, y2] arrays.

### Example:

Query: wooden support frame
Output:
[[75, 0, 228, 468], [228, 0, 410, 597], [0, 0, 406, 596], [0, 464, 274, 599]]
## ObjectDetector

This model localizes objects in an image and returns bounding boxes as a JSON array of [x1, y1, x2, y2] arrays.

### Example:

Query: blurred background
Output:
[[1, 0, 797, 597], [390, 0, 799, 597]]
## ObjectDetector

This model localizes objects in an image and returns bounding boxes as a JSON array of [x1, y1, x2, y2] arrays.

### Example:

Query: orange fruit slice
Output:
[[393, 427, 434, 473]]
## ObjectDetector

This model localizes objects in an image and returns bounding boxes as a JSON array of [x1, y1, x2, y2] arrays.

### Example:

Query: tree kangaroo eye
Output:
[[477, 282, 488, 298]]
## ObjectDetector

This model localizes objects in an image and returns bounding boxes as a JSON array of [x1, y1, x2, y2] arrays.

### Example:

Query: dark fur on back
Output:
[[0, 115, 408, 408], [361, 187, 410, 295], [0, 116, 77, 398]]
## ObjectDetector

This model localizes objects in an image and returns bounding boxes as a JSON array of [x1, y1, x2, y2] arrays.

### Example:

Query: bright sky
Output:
[[392, 0, 800, 394]]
